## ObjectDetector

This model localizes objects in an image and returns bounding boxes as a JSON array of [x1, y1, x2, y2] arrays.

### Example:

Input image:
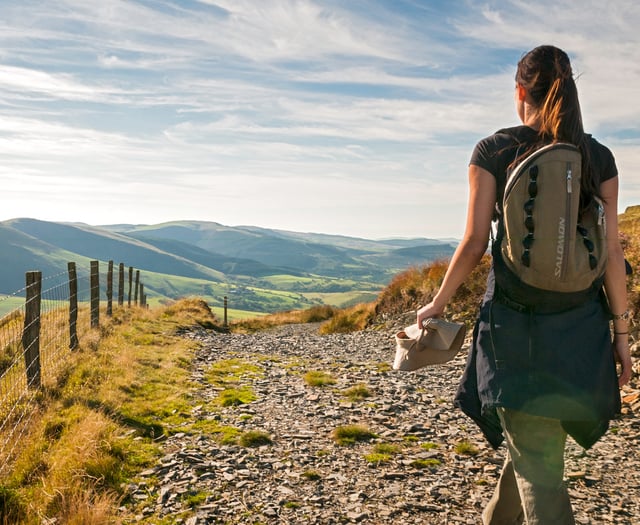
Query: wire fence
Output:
[[0, 260, 146, 475]]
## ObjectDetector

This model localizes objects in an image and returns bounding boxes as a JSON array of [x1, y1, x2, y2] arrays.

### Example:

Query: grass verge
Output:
[[0, 298, 221, 524]]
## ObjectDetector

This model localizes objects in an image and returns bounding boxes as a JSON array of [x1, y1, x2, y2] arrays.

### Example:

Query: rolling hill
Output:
[[1, 218, 457, 315]]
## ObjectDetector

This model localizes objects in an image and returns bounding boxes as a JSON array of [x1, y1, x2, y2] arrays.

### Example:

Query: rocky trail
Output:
[[125, 319, 640, 524]]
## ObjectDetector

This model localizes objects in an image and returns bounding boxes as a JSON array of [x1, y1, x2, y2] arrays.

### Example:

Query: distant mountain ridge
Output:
[[1, 218, 457, 314], [100, 220, 457, 279]]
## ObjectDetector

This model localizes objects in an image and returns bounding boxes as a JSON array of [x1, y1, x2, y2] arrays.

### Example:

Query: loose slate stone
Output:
[[123, 320, 640, 524]]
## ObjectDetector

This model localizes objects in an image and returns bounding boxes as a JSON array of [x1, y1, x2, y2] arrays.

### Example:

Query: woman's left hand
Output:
[[613, 336, 633, 387]]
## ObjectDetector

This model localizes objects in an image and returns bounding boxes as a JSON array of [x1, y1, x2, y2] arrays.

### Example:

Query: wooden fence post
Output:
[[68, 262, 79, 350], [134, 270, 140, 306], [118, 263, 125, 307], [139, 284, 145, 307], [128, 267, 133, 307], [224, 296, 228, 329], [106, 260, 113, 317], [90, 260, 100, 329], [22, 271, 42, 389]]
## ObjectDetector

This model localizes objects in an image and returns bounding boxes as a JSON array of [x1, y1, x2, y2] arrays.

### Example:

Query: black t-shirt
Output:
[[469, 125, 618, 206]]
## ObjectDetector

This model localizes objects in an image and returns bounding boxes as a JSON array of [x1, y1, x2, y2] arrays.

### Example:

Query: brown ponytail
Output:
[[515, 45, 599, 201]]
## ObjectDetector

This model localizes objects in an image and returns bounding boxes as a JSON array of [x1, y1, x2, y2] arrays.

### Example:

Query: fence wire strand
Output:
[[0, 262, 144, 476]]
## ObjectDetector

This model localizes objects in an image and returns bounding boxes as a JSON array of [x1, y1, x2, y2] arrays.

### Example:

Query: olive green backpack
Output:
[[493, 142, 607, 312]]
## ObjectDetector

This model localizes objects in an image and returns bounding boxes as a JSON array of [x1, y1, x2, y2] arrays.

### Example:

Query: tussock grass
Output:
[[211, 425, 242, 446], [410, 458, 441, 469], [363, 452, 392, 464], [454, 439, 480, 456], [332, 424, 377, 446], [239, 430, 273, 447], [302, 469, 321, 481], [342, 384, 372, 401], [364, 442, 401, 463], [304, 370, 336, 387]]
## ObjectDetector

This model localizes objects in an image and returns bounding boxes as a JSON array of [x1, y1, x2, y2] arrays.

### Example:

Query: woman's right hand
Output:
[[417, 300, 445, 329]]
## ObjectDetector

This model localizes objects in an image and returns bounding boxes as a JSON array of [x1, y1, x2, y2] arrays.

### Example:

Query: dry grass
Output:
[[231, 304, 337, 333], [619, 206, 640, 322], [2, 209, 636, 522], [0, 297, 221, 524], [318, 302, 377, 334], [304, 370, 337, 387], [321, 204, 639, 334]]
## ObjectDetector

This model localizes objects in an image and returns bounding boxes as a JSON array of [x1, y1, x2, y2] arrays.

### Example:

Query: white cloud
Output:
[[0, 0, 638, 239]]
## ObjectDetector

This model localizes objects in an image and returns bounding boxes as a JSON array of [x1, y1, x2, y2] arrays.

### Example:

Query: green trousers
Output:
[[482, 408, 576, 525]]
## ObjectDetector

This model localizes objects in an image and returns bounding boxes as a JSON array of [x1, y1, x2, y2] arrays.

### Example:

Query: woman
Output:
[[417, 45, 632, 524]]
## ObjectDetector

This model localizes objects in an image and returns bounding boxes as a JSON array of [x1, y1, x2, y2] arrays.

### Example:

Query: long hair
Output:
[[515, 45, 599, 200]]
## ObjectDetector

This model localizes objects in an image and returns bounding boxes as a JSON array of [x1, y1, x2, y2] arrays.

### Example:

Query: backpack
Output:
[[492, 142, 607, 312]]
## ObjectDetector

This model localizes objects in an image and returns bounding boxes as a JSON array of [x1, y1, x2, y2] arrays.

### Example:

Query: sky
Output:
[[1, 0, 639, 240]]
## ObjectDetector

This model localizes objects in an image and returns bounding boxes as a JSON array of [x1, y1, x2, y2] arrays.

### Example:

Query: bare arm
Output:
[[600, 176, 632, 387], [416, 165, 496, 327]]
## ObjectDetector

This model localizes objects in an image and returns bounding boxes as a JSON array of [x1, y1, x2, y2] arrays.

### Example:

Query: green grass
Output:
[[373, 443, 401, 454], [454, 440, 480, 456], [410, 458, 441, 469], [211, 425, 242, 445], [206, 358, 263, 387], [363, 452, 392, 464], [216, 387, 256, 406], [302, 291, 381, 307], [342, 384, 372, 401], [0, 298, 223, 523], [302, 470, 322, 481], [181, 489, 209, 508], [0, 296, 25, 319], [210, 306, 268, 321], [364, 442, 401, 464], [332, 425, 377, 446], [239, 430, 273, 447], [304, 370, 337, 387]]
